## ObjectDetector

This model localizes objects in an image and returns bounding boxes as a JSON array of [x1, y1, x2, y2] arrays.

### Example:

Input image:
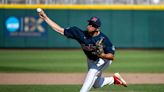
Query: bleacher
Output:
[[0, 0, 164, 5]]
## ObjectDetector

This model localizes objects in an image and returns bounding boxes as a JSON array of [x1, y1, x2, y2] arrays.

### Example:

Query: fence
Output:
[[0, 5, 164, 48]]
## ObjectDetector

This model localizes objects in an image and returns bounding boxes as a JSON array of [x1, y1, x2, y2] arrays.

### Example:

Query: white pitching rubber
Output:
[[36, 8, 42, 12]]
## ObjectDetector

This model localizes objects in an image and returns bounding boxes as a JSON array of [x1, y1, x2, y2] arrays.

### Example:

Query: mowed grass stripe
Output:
[[0, 84, 164, 92], [0, 50, 164, 73]]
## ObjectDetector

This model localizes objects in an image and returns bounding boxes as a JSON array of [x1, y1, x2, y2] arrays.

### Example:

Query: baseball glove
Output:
[[92, 37, 104, 55]]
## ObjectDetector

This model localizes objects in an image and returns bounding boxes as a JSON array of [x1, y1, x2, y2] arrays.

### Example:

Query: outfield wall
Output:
[[0, 5, 164, 48]]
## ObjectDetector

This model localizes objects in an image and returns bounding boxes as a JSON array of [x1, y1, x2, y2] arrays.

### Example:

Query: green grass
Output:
[[0, 84, 164, 92], [0, 49, 164, 73]]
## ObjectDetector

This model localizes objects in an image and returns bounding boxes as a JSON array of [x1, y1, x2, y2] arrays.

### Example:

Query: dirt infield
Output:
[[0, 73, 164, 85]]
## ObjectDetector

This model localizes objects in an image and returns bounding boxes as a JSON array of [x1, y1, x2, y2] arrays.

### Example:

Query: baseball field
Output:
[[0, 49, 164, 92]]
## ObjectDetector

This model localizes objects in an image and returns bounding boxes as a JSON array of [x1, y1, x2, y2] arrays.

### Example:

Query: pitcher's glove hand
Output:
[[92, 37, 104, 56]]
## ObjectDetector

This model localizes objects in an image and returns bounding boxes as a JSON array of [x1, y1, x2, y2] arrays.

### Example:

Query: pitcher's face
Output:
[[87, 25, 96, 33]]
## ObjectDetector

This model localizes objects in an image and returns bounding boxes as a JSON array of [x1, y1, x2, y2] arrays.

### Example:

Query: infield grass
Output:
[[0, 49, 163, 73], [0, 84, 164, 92]]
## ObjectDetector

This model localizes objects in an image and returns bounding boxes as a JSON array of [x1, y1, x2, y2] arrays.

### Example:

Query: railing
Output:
[[0, 0, 164, 5]]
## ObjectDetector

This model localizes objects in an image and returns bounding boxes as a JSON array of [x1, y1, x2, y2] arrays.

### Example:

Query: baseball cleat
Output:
[[113, 73, 127, 87]]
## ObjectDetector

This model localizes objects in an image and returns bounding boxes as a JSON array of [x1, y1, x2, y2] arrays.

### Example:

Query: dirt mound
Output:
[[0, 73, 164, 84]]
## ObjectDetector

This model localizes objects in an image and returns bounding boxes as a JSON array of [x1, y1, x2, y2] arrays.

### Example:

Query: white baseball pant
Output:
[[80, 58, 114, 92]]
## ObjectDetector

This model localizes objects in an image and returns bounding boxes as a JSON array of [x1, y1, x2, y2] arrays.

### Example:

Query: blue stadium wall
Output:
[[0, 5, 164, 48]]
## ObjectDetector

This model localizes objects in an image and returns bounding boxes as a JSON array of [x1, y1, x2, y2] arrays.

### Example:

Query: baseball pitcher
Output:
[[37, 8, 127, 92]]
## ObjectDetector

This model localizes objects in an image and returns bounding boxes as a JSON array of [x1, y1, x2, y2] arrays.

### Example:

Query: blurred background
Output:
[[1, 0, 164, 4], [1, 0, 164, 48], [0, 0, 164, 71], [0, 1, 164, 92]]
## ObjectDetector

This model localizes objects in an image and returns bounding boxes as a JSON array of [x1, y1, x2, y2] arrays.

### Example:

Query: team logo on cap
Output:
[[91, 17, 97, 22]]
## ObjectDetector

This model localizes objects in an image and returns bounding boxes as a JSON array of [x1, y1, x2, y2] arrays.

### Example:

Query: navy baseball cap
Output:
[[88, 16, 101, 28]]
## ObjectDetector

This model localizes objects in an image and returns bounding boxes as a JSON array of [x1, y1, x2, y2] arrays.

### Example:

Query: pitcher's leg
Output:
[[93, 60, 114, 88], [80, 69, 99, 92], [93, 76, 114, 88]]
